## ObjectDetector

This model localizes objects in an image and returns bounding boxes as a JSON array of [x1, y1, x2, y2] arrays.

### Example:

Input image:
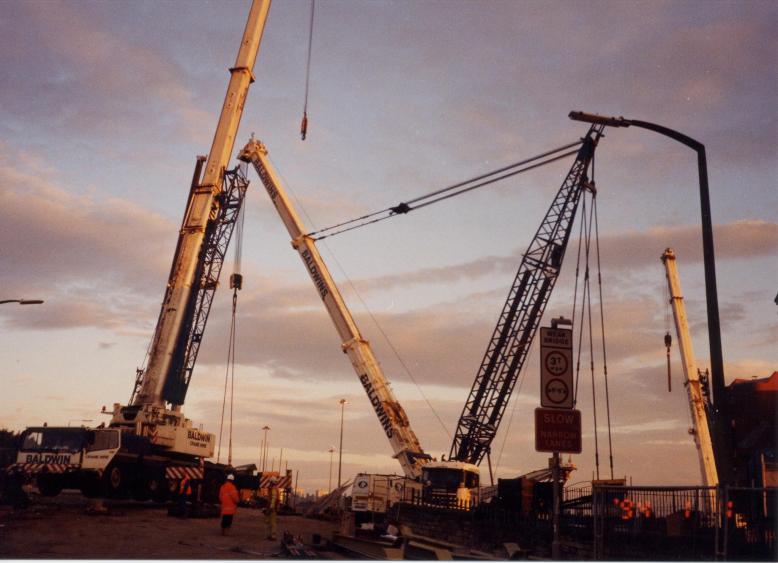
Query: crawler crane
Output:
[[9, 0, 271, 500], [437, 124, 605, 503]]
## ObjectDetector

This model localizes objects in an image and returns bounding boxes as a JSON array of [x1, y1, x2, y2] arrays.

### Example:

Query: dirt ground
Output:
[[0, 492, 343, 559]]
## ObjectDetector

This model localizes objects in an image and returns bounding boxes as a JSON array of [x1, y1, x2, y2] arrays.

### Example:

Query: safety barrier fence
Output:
[[590, 485, 775, 560], [398, 484, 775, 559]]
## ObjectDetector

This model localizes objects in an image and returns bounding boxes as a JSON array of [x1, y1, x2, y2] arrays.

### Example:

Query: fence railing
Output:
[[590, 485, 775, 560]]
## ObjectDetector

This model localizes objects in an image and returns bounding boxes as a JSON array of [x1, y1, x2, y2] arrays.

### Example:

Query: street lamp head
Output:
[[569, 111, 631, 128], [339, 398, 347, 406], [20, 299, 44, 305], [262, 425, 271, 431]]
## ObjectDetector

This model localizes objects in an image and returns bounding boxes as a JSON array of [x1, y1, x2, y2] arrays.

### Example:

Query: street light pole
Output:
[[328, 445, 335, 493], [568, 111, 732, 483], [261, 425, 271, 472], [337, 398, 347, 489], [0, 299, 44, 305]]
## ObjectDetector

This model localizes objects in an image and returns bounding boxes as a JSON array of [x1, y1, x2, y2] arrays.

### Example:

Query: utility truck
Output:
[[6, 0, 271, 501]]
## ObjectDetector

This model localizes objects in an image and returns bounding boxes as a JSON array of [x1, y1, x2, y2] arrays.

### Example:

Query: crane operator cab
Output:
[[421, 460, 480, 509]]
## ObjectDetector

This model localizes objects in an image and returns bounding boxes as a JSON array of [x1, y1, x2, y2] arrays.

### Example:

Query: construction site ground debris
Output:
[[0, 492, 342, 559]]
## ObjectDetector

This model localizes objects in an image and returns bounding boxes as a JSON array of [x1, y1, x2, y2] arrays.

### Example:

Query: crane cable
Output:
[[569, 165, 616, 480], [308, 140, 584, 241], [300, 0, 315, 140], [217, 198, 246, 465], [268, 155, 452, 441]]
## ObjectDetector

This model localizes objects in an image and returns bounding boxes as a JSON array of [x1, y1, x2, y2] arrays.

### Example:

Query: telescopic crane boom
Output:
[[110, 0, 271, 455], [238, 138, 430, 479], [661, 248, 718, 486]]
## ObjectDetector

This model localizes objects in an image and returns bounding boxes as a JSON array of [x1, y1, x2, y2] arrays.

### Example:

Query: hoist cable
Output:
[[308, 141, 583, 240], [300, 0, 315, 140], [267, 155, 452, 441], [583, 206, 600, 480], [573, 197, 589, 405], [228, 291, 237, 465], [594, 194, 615, 479], [570, 199, 586, 404]]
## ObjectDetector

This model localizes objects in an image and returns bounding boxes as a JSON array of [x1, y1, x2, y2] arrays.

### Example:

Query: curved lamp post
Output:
[[0, 299, 44, 305], [569, 111, 732, 483]]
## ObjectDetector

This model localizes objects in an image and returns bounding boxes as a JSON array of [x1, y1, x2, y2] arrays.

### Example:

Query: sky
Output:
[[1, 0, 776, 494]]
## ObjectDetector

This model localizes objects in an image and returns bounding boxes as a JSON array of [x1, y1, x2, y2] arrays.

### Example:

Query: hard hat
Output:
[[226, 474, 235, 481]]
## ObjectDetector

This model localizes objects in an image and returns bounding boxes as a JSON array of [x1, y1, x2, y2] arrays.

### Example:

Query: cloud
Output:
[[0, 2, 211, 142], [0, 146, 173, 329]]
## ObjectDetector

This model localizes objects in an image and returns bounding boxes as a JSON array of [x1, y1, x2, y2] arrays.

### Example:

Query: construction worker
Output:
[[178, 475, 193, 517], [219, 474, 239, 536], [265, 477, 279, 540]]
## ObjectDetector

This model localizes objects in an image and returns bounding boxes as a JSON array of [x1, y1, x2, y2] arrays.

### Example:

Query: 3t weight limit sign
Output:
[[540, 326, 573, 409], [545, 350, 568, 376]]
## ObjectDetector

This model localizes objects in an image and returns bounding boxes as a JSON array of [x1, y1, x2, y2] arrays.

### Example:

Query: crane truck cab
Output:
[[10, 426, 121, 497], [422, 460, 480, 509]]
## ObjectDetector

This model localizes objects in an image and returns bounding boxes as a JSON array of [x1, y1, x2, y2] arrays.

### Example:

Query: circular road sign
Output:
[[544, 379, 570, 405], [545, 350, 569, 376]]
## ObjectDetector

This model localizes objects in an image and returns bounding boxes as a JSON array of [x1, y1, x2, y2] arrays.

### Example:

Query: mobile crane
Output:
[[237, 138, 431, 480], [8, 0, 271, 501], [661, 248, 719, 487]]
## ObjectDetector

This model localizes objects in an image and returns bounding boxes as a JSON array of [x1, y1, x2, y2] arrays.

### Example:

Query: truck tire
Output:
[[37, 474, 63, 497], [102, 464, 127, 498]]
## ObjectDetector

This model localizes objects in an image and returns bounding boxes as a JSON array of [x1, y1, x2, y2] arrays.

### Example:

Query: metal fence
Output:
[[590, 485, 775, 560]]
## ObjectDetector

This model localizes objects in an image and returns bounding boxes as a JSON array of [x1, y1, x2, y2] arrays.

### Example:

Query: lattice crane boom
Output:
[[450, 124, 605, 465]]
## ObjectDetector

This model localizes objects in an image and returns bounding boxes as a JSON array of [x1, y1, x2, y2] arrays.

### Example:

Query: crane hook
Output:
[[300, 111, 308, 141]]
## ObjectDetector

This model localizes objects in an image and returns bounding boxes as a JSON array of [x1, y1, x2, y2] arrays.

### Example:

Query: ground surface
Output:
[[0, 492, 341, 559]]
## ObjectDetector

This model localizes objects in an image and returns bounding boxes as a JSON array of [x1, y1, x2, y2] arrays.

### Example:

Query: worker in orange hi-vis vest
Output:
[[219, 474, 240, 536], [264, 477, 279, 540], [178, 475, 193, 517]]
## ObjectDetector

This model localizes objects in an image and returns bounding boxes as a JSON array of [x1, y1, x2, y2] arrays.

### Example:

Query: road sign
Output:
[[540, 326, 573, 409], [535, 408, 582, 453]]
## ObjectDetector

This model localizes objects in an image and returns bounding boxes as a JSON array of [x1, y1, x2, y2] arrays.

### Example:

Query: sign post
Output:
[[536, 317, 578, 561]]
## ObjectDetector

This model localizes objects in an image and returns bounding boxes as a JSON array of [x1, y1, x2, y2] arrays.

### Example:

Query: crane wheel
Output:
[[36, 474, 63, 497], [102, 464, 127, 498]]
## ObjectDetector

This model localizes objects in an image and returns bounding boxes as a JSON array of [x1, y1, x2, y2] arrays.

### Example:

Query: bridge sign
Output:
[[540, 327, 573, 409]]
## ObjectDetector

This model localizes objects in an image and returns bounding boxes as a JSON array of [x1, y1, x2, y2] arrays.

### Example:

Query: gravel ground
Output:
[[0, 492, 342, 559]]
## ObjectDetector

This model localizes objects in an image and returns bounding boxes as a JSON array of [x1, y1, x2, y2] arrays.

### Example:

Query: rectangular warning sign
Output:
[[535, 408, 582, 453]]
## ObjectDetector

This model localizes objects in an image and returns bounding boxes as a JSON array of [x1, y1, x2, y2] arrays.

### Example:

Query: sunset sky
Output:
[[1, 0, 776, 493]]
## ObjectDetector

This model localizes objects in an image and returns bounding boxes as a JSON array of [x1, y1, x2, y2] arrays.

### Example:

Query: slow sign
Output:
[[535, 407, 582, 453]]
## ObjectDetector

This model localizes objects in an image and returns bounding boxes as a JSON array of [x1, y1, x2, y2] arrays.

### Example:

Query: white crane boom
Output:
[[238, 138, 429, 479], [134, 0, 271, 407], [662, 248, 719, 487]]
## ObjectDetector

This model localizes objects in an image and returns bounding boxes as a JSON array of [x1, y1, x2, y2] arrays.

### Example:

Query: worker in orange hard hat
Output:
[[219, 474, 240, 536]]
